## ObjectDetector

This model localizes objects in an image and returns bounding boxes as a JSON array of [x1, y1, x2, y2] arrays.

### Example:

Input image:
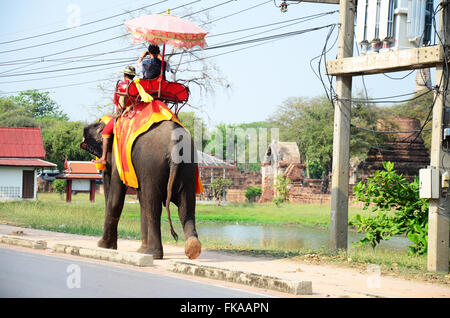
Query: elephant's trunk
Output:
[[166, 162, 179, 242]]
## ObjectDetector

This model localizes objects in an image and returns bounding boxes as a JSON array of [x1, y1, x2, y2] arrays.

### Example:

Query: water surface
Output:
[[196, 223, 411, 251]]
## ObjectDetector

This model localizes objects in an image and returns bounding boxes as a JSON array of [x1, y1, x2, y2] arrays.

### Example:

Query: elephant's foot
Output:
[[136, 245, 148, 254], [97, 238, 117, 250], [185, 236, 201, 260], [137, 247, 163, 260]]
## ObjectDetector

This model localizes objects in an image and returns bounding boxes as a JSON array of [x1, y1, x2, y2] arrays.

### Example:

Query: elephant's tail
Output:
[[166, 162, 179, 242]]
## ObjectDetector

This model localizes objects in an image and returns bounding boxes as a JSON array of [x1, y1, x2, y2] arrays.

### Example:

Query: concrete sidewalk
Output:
[[0, 224, 449, 298]]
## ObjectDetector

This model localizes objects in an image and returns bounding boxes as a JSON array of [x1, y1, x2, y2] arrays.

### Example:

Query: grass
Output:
[[0, 192, 448, 284]]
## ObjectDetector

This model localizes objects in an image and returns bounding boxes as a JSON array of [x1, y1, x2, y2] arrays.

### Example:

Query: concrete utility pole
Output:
[[292, 0, 449, 270], [329, 0, 355, 252], [427, 2, 450, 273]]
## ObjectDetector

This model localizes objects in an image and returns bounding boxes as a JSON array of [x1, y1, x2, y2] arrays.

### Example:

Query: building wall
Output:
[[0, 166, 36, 201]]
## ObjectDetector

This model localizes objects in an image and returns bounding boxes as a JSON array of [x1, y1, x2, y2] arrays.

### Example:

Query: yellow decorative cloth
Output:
[[133, 78, 154, 103], [112, 100, 203, 193]]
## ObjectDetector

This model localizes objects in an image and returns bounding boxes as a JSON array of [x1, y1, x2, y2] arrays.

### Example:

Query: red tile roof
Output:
[[0, 158, 56, 167], [66, 161, 99, 174], [58, 161, 102, 180], [0, 127, 46, 158]]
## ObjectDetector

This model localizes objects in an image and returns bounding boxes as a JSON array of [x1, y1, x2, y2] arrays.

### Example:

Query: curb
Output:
[[52, 243, 153, 267], [0, 235, 47, 250], [167, 261, 312, 295]]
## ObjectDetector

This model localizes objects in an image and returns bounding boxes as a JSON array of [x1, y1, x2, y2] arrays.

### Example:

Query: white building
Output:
[[0, 127, 56, 201]]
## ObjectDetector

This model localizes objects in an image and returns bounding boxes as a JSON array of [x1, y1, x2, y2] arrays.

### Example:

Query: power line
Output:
[[180, 0, 237, 18], [0, 0, 202, 65], [0, 0, 169, 46], [0, 9, 336, 70], [0, 23, 336, 94], [209, 11, 337, 47], [0, 18, 337, 79], [208, 10, 337, 38], [0, 58, 136, 78], [201, 0, 273, 26]]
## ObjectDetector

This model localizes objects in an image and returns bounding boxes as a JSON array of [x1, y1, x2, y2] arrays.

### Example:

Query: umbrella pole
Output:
[[158, 43, 166, 98]]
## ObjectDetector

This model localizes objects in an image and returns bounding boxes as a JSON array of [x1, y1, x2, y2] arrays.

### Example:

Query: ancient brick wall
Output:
[[357, 116, 430, 182], [197, 166, 262, 202]]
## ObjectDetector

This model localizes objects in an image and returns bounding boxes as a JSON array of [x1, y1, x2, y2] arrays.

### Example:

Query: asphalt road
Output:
[[0, 247, 268, 298]]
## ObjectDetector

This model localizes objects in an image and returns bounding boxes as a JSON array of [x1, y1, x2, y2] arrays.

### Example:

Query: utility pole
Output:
[[427, 1, 450, 273], [329, 0, 355, 252], [292, 0, 449, 270]]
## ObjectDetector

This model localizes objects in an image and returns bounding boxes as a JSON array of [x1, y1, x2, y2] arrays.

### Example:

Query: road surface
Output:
[[0, 247, 269, 298]]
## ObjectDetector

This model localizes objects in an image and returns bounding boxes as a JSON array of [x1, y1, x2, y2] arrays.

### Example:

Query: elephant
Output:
[[80, 118, 201, 260]]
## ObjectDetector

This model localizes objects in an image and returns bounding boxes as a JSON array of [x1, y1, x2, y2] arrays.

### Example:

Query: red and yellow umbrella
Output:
[[124, 10, 208, 97], [124, 11, 208, 49]]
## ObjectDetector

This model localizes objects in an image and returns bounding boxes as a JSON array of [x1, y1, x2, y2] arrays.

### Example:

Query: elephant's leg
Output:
[[136, 189, 149, 253], [98, 168, 126, 250], [138, 185, 164, 259], [177, 186, 201, 260]]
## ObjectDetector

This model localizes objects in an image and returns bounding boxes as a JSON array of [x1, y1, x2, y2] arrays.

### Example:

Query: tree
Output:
[[202, 121, 273, 173], [270, 96, 333, 192], [210, 177, 233, 205], [0, 97, 39, 127], [177, 111, 209, 149], [40, 120, 92, 170], [350, 161, 428, 255], [10, 90, 68, 120], [53, 179, 66, 198], [274, 174, 291, 201], [306, 159, 323, 179], [270, 95, 386, 192]]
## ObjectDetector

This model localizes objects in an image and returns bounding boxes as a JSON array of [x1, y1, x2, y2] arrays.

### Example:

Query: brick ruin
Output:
[[355, 116, 430, 182], [195, 115, 430, 204], [259, 141, 337, 204], [196, 151, 261, 203]]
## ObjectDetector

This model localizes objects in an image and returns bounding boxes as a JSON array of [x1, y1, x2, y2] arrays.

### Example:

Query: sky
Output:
[[0, 0, 439, 128]]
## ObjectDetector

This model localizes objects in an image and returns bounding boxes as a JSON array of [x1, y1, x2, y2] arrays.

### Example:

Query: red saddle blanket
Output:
[[112, 100, 202, 193], [125, 78, 189, 104]]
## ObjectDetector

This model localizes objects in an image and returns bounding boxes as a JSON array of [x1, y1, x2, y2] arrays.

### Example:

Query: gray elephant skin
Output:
[[80, 119, 201, 260]]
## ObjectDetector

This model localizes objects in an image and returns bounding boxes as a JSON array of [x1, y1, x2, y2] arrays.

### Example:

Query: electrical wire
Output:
[[0, 23, 336, 79], [0, 0, 169, 46], [0, 9, 337, 72], [310, 2, 447, 162], [0, 0, 202, 65], [201, 0, 273, 26], [180, 0, 237, 19], [0, 23, 337, 94]]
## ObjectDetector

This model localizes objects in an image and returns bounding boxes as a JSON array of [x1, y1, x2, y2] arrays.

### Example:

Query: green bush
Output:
[[245, 186, 262, 202], [272, 196, 285, 207], [52, 179, 66, 196], [350, 161, 428, 255]]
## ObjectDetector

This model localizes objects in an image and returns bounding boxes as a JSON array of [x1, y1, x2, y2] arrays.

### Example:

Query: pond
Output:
[[196, 223, 411, 252]]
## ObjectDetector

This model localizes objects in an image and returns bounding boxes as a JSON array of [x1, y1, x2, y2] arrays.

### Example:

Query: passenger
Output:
[[137, 44, 169, 80], [93, 65, 136, 166]]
